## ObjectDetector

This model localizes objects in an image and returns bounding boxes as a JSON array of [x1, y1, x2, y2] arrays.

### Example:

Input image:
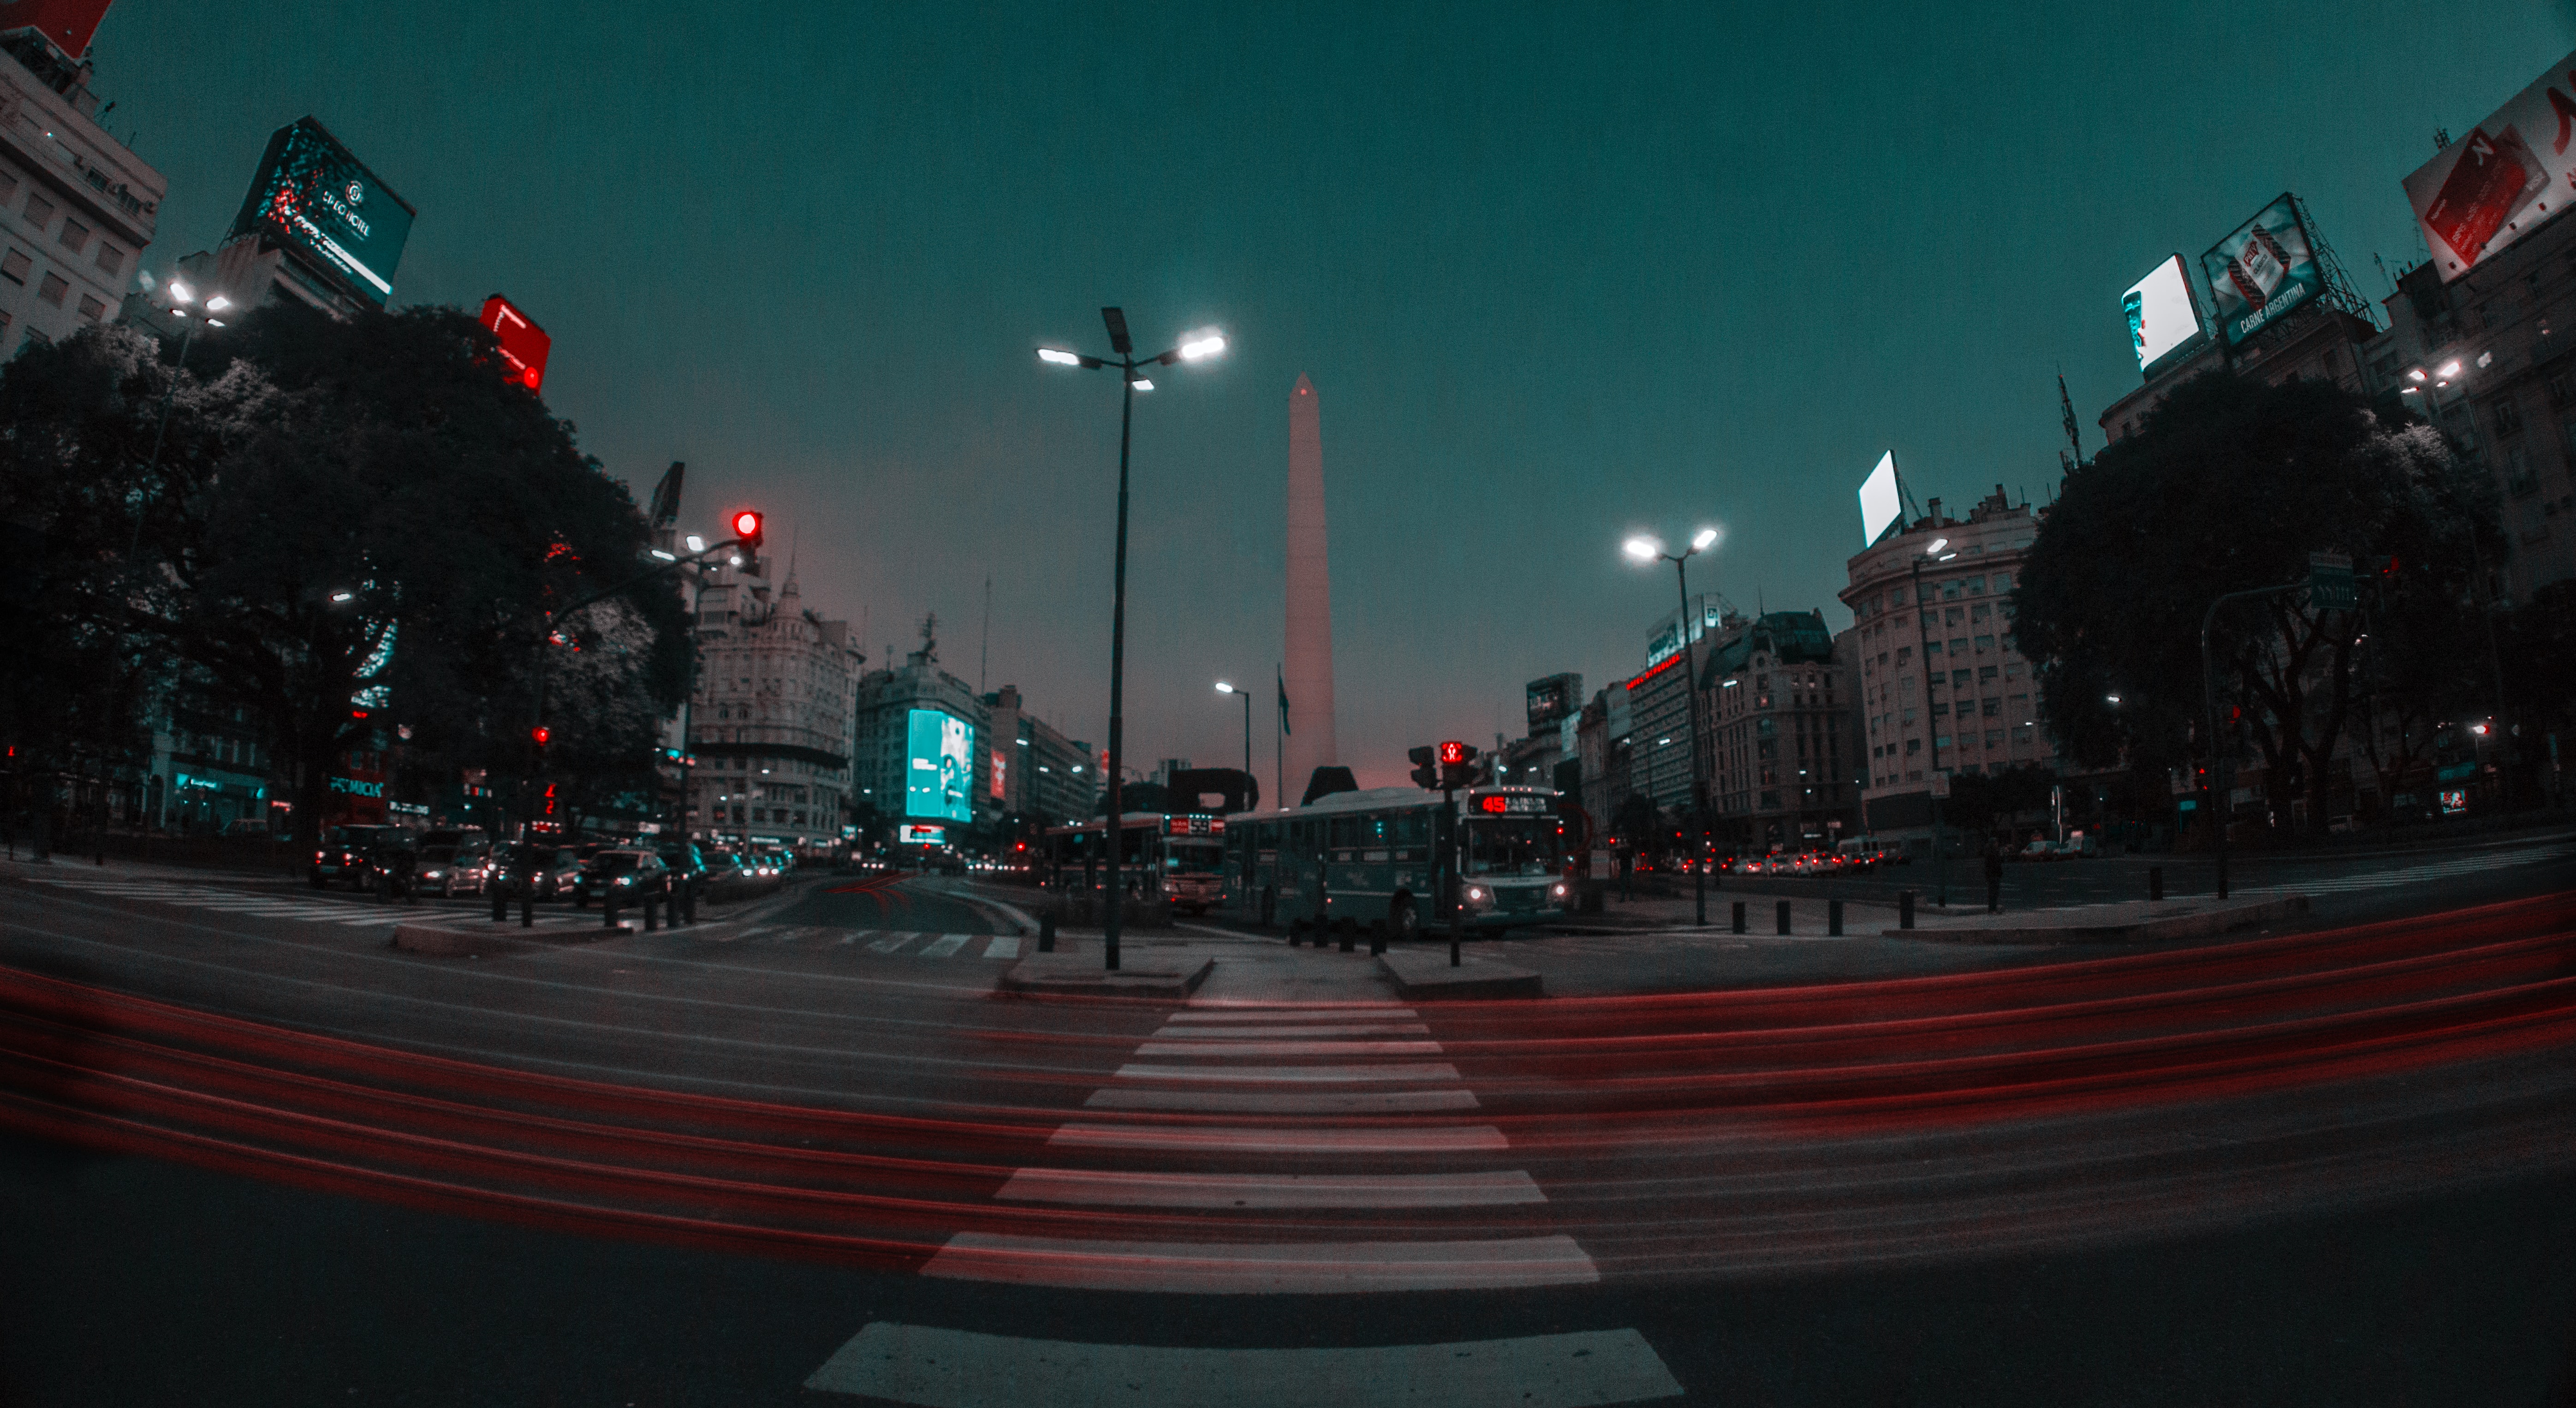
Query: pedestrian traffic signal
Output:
[[731, 510, 764, 551], [1437, 740, 1479, 790], [1408, 746, 1439, 789]]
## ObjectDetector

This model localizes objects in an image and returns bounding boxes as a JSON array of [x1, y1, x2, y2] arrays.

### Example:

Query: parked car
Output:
[[495, 843, 581, 900], [571, 849, 670, 907], [311, 824, 406, 890], [701, 847, 745, 885], [657, 841, 708, 901]]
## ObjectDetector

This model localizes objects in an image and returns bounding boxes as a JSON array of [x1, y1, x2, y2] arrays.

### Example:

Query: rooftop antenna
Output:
[[2293, 193, 2381, 329], [2372, 252, 2398, 297]]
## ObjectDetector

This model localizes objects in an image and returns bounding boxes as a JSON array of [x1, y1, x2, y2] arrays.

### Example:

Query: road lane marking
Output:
[[920, 1234, 1598, 1293], [994, 1168, 1544, 1209], [805, 1323, 1681, 1408], [1083, 1087, 1481, 1113], [1111, 1062, 1461, 1083], [1148, 1022, 1430, 1038], [867, 934, 914, 954], [1134, 1039, 1447, 1058], [1047, 1123, 1508, 1154], [1169, 1007, 1416, 1020], [919, 934, 973, 957], [982, 936, 1020, 959]]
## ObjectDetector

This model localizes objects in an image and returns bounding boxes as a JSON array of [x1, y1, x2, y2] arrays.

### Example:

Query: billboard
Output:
[[0, 0, 114, 56], [2403, 48, 2576, 283], [1525, 673, 1581, 733], [1645, 594, 1732, 668], [898, 823, 946, 845], [227, 118, 416, 307], [904, 709, 974, 822], [2121, 255, 2205, 374], [480, 295, 553, 392], [1858, 451, 1901, 545], [2200, 195, 2322, 346]]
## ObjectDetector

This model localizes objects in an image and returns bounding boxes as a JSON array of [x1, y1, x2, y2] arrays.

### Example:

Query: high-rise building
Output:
[[1282, 374, 1339, 802], [0, 28, 164, 358], [684, 558, 862, 853], [1841, 488, 2058, 853], [1699, 611, 1863, 850], [853, 618, 992, 844], [984, 685, 1095, 826]]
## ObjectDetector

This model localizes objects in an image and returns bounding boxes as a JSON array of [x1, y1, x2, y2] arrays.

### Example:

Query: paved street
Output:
[[2, 857, 2572, 1404]]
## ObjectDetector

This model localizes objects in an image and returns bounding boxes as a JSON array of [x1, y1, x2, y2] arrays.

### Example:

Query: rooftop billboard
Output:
[[479, 295, 552, 392], [2403, 48, 2576, 283], [2121, 254, 2206, 374], [2200, 194, 2321, 346], [1, 0, 114, 57], [227, 117, 416, 307], [1525, 673, 1581, 733], [1858, 451, 1901, 545], [905, 709, 974, 823]]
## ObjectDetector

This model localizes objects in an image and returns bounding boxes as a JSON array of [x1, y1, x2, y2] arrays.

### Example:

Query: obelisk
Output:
[[1283, 374, 1338, 803]]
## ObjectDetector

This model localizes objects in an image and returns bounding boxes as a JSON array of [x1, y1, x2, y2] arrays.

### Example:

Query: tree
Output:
[[0, 304, 691, 847], [2014, 374, 2495, 833]]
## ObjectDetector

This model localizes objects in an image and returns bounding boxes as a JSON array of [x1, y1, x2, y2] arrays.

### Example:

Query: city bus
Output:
[[1040, 812, 1231, 914], [1226, 786, 1572, 938]]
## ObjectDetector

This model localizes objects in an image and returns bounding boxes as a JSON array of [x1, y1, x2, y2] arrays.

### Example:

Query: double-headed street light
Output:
[[1038, 309, 1227, 971], [1911, 535, 1957, 905], [1624, 525, 1721, 927], [128, 278, 235, 561], [1214, 682, 1252, 799]]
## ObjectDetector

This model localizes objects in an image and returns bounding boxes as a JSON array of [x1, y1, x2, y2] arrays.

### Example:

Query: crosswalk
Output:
[[720, 925, 1020, 959], [809, 1002, 1681, 1404], [17, 873, 417, 927], [2236, 843, 2575, 896]]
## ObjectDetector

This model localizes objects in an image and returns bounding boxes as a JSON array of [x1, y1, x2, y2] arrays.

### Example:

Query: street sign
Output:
[[2308, 551, 2356, 610]]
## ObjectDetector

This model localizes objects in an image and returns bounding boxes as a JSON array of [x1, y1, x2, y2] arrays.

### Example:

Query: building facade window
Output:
[[24, 191, 53, 230], [56, 218, 87, 254], [76, 293, 103, 320], [93, 242, 123, 276], [36, 272, 66, 306], [0, 248, 27, 284]]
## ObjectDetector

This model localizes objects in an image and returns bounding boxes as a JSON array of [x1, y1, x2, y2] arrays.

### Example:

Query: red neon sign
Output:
[[1480, 795, 1510, 813], [480, 295, 553, 393], [1625, 651, 1684, 691]]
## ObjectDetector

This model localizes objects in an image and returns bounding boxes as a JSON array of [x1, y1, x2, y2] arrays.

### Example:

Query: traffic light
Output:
[[1437, 740, 1479, 790], [530, 725, 551, 753], [730, 510, 764, 551], [1408, 746, 1439, 789]]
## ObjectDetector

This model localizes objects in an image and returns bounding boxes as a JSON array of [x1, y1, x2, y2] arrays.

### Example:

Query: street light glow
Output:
[[1690, 527, 1719, 551], [1178, 329, 1227, 361], [2437, 359, 2462, 378], [205, 295, 232, 312], [1926, 537, 1948, 555], [650, 549, 676, 561], [1130, 377, 1154, 392], [2408, 368, 2428, 382], [1037, 347, 1082, 366], [1623, 536, 1659, 561], [685, 535, 706, 553], [169, 281, 193, 304], [1214, 681, 1236, 693], [328, 591, 355, 603]]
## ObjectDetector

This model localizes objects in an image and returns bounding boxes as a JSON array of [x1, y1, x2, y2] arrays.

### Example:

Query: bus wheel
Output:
[[1389, 895, 1420, 942]]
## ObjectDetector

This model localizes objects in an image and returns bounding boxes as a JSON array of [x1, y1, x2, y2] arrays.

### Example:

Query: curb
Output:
[[994, 954, 1215, 999], [1379, 950, 1545, 1000], [1885, 895, 2312, 945]]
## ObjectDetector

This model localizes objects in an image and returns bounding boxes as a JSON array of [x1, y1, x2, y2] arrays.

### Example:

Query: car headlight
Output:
[[422, 870, 444, 880], [1553, 883, 1567, 897]]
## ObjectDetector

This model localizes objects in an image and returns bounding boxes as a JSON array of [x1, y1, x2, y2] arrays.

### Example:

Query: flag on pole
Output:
[[1277, 667, 1291, 736]]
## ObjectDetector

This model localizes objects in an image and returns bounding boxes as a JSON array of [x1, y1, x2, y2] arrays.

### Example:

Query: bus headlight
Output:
[[1464, 886, 1493, 910], [1552, 883, 1567, 898]]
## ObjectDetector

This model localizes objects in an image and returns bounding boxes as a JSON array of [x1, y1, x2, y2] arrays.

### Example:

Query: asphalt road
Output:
[[1, 861, 2570, 1407]]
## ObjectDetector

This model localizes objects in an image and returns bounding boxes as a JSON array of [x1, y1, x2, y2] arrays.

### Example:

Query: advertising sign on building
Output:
[[479, 295, 552, 392], [1857, 451, 1902, 545], [904, 708, 974, 822], [2121, 254, 2206, 374], [1525, 673, 1581, 733], [226, 117, 416, 306], [2403, 48, 2576, 283], [0, 0, 115, 57], [2201, 195, 2322, 346]]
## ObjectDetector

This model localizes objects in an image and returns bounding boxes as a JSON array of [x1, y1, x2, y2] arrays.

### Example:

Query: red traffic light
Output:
[[731, 510, 764, 550], [530, 726, 552, 747], [1438, 740, 1469, 766]]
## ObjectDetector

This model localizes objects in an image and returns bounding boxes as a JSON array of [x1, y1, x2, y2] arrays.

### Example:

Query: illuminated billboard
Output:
[[2403, 48, 2576, 283], [5, 0, 114, 56], [227, 118, 415, 307], [898, 823, 946, 845], [2200, 195, 2321, 346], [479, 295, 553, 392], [2121, 255, 2205, 374], [905, 709, 974, 822], [1525, 673, 1581, 732], [1858, 451, 1902, 545]]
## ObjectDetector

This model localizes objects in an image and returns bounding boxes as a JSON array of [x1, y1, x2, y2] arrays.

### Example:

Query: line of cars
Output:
[[311, 827, 781, 904]]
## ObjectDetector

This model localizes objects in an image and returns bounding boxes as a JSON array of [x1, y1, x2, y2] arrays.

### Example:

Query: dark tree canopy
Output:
[[2013, 372, 2495, 829]]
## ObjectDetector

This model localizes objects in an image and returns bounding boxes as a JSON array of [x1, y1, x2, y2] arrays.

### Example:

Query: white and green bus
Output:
[[1041, 811, 1231, 914], [1226, 786, 1573, 939]]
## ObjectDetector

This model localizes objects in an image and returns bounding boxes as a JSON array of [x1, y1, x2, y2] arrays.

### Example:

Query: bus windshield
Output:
[[1462, 817, 1561, 877], [1164, 840, 1226, 875]]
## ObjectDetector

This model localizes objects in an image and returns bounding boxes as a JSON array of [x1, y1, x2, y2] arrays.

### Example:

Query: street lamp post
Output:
[[1038, 311, 1226, 970], [127, 280, 233, 561], [1624, 525, 1720, 927], [1215, 682, 1252, 805], [1910, 537, 1957, 905]]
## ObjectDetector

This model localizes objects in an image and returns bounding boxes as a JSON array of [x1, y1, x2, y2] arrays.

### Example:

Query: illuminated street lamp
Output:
[[1036, 309, 1227, 970], [1624, 524, 1722, 926], [1214, 682, 1252, 799], [128, 280, 234, 561]]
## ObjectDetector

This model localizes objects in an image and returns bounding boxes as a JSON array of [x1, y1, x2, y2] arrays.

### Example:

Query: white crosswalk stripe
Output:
[[982, 935, 1020, 959], [21, 874, 409, 925], [868, 933, 915, 954], [918, 934, 973, 957]]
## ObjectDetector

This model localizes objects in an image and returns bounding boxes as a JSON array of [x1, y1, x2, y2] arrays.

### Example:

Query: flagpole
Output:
[[1275, 664, 1287, 811]]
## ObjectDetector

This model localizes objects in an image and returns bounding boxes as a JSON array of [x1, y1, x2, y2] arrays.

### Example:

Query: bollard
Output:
[[2149, 865, 2164, 902], [602, 886, 619, 930], [1829, 898, 1844, 937], [1899, 889, 1915, 929], [1777, 900, 1792, 935], [643, 892, 658, 931], [1038, 913, 1057, 953], [1731, 901, 1746, 935], [1369, 918, 1387, 956], [491, 884, 508, 923], [1339, 919, 1356, 954], [1449, 908, 1463, 967], [521, 886, 534, 928], [1287, 919, 1303, 948]]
